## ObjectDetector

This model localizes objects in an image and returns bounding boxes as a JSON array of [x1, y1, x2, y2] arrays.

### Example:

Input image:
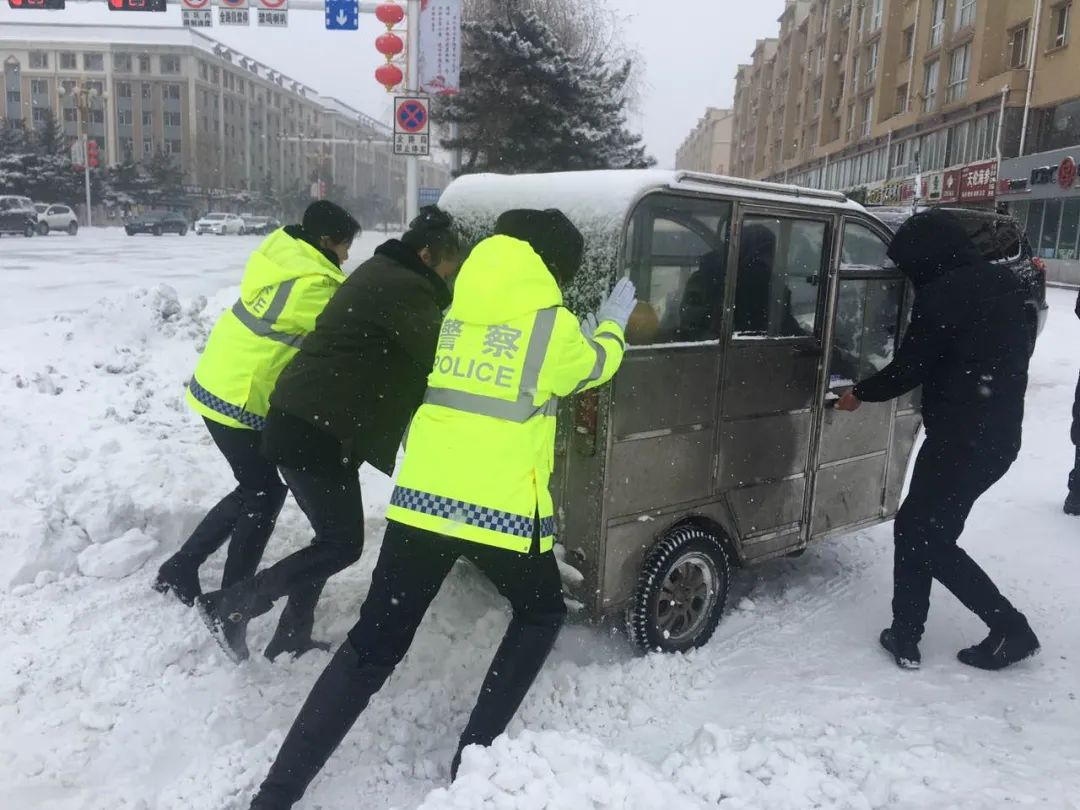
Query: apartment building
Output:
[[730, 0, 1079, 277], [1, 23, 450, 215], [675, 108, 734, 174]]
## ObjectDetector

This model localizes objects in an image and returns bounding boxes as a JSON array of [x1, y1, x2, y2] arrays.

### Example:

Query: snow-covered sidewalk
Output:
[[1, 232, 1078, 809]]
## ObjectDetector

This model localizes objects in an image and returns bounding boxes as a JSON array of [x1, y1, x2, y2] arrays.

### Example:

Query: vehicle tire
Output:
[[152, 225, 162, 236], [179, 226, 187, 236], [37, 221, 50, 236], [67, 222, 78, 236], [126, 227, 136, 236], [24, 222, 35, 237], [627, 524, 730, 654]]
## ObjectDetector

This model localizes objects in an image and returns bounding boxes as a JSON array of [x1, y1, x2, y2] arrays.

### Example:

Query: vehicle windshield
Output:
[[35, 204, 48, 213]]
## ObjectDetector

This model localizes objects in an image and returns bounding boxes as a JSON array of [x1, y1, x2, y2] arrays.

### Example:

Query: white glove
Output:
[[580, 312, 599, 336], [596, 278, 637, 331]]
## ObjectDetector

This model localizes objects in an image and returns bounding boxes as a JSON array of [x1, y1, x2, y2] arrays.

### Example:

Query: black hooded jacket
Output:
[[264, 239, 452, 476], [853, 208, 1030, 444]]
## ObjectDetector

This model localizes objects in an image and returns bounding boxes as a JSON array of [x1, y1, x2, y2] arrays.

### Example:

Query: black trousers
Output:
[[250, 520, 567, 809], [892, 433, 1026, 642], [171, 418, 287, 588], [1069, 371, 1080, 492], [235, 462, 365, 641]]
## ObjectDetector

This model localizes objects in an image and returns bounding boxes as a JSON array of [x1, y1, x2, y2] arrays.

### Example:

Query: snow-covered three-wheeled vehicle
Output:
[[440, 170, 921, 653]]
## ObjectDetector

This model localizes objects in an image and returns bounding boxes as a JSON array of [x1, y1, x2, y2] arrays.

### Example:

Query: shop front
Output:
[[998, 145, 1080, 286]]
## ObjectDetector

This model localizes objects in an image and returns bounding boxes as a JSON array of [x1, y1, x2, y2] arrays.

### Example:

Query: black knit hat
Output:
[[494, 208, 585, 286], [302, 200, 361, 244]]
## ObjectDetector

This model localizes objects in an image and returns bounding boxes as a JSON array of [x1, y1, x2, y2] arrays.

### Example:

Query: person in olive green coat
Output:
[[154, 202, 360, 652]]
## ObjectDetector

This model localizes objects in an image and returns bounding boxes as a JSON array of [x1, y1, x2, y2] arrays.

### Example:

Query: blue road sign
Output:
[[325, 0, 357, 30], [419, 187, 442, 206]]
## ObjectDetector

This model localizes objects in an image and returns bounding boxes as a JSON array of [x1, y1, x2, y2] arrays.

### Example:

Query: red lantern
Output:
[[375, 32, 404, 57], [375, 63, 404, 91], [374, 2, 404, 26]]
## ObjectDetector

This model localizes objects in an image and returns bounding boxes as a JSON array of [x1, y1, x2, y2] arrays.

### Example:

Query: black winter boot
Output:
[[880, 627, 921, 670], [958, 620, 1040, 670], [153, 555, 202, 607], [264, 580, 331, 662], [1066, 453, 1080, 515], [196, 585, 269, 664]]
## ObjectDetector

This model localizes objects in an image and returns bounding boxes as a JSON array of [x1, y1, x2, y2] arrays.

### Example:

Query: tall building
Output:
[[729, 0, 1079, 277], [675, 108, 734, 174], [0, 23, 450, 217]]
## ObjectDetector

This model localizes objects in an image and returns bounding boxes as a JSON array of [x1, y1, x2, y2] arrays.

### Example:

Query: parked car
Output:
[[0, 195, 38, 237], [34, 203, 79, 236], [869, 205, 1048, 351], [442, 169, 923, 653], [125, 211, 189, 236], [195, 212, 244, 235]]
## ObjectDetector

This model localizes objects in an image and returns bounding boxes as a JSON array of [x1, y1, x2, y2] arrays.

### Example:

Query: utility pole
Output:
[[60, 79, 103, 228], [404, 0, 421, 224]]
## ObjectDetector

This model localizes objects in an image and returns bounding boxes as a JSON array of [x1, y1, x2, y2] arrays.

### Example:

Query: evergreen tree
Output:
[[0, 119, 31, 157], [440, 8, 653, 174], [34, 109, 66, 156], [145, 149, 184, 192]]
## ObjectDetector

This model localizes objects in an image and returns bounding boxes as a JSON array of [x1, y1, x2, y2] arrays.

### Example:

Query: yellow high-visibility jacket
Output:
[[187, 227, 345, 430], [385, 235, 626, 553]]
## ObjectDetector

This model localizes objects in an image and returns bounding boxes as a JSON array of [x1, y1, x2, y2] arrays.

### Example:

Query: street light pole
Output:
[[60, 79, 100, 228]]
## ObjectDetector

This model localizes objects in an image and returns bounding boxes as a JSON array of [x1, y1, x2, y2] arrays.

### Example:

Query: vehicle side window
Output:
[[831, 223, 905, 384], [732, 216, 827, 339], [625, 194, 733, 345]]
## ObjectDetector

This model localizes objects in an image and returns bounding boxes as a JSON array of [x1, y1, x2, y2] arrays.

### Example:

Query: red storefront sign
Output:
[[940, 169, 961, 203], [957, 160, 998, 202]]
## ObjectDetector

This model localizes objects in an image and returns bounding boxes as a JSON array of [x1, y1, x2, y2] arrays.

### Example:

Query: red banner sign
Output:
[[957, 160, 998, 203]]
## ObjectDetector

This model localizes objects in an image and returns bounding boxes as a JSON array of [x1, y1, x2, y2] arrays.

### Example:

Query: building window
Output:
[[901, 26, 915, 60], [947, 44, 970, 102], [114, 53, 132, 73], [163, 83, 181, 101], [164, 111, 182, 127], [87, 80, 103, 96], [90, 109, 104, 125], [896, 83, 909, 114], [1009, 23, 1031, 67], [861, 96, 874, 137], [166, 138, 182, 155], [866, 41, 879, 85], [118, 109, 133, 127], [141, 83, 152, 100], [83, 53, 104, 71], [923, 59, 940, 111], [955, 0, 977, 30], [160, 55, 181, 75], [120, 136, 134, 159], [847, 103, 857, 138], [139, 55, 151, 73], [930, 0, 946, 48], [32, 107, 48, 124], [1052, 3, 1071, 49], [199, 62, 208, 80], [60, 52, 76, 70], [143, 138, 154, 157], [142, 111, 153, 127], [869, 0, 884, 31], [63, 108, 78, 124], [29, 52, 48, 70], [117, 81, 132, 99], [30, 79, 48, 96]]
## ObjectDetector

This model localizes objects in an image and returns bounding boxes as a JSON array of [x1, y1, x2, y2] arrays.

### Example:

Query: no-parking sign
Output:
[[393, 96, 430, 156], [181, 0, 211, 27], [218, 0, 249, 26], [255, 0, 288, 27]]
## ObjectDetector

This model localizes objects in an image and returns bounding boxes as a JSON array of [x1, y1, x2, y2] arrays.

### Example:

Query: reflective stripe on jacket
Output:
[[186, 227, 345, 430], [385, 235, 626, 553]]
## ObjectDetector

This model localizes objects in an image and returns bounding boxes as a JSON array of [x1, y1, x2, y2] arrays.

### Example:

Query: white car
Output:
[[34, 203, 79, 236], [195, 212, 244, 235]]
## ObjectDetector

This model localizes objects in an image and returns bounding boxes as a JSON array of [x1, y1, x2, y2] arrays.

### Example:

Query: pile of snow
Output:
[[1, 233, 1079, 810]]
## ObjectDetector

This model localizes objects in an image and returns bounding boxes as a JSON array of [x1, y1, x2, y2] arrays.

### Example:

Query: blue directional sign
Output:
[[325, 0, 358, 29]]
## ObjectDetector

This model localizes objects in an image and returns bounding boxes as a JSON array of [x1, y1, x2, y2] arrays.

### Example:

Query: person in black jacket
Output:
[[836, 208, 1040, 672], [195, 207, 461, 663], [1066, 288, 1080, 515]]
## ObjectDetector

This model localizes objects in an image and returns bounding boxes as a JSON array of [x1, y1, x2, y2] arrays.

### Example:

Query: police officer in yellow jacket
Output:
[[154, 202, 360, 621], [247, 209, 637, 809]]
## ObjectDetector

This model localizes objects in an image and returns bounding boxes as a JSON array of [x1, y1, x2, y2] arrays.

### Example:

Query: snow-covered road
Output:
[[1, 230, 1078, 810]]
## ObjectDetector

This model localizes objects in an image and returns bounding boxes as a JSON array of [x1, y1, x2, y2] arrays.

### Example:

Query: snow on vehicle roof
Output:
[[440, 169, 865, 232]]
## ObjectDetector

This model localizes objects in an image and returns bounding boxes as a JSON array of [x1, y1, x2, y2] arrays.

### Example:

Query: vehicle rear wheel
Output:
[[37, 221, 50, 236], [24, 222, 35, 237], [67, 222, 78, 236], [126, 227, 136, 236], [627, 524, 730, 654], [179, 226, 188, 236], [152, 225, 162, 236]]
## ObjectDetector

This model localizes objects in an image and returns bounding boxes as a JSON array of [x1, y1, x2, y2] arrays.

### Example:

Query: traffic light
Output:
[[7, 0, 66, 9], [87, 140, 99, 169], [108, 0, 168, 10]]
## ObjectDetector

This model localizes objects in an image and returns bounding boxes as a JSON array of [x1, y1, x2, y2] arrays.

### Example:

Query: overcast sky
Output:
[[1, 0, 787, 167]]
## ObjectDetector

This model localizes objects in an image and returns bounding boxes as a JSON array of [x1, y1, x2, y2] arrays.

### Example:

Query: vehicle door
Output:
[[718, 205, 833, 558], [46, 206, 65, 227], [810, 218, 912, 537]]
